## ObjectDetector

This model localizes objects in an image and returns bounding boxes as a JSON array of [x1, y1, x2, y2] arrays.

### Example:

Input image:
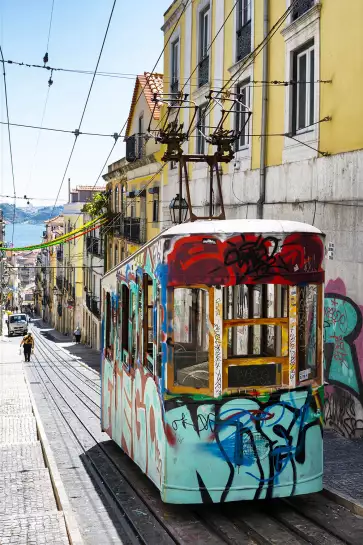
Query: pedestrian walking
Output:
[[20, 333, 34, 362], [74, 326, 81, 344]]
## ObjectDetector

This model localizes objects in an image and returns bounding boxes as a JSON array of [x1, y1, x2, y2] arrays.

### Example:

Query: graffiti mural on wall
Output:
[[324, 278, 363, 437]]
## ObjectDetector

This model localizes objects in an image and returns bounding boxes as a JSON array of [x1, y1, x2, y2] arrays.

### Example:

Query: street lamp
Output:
[[169, 194, 188, 224]]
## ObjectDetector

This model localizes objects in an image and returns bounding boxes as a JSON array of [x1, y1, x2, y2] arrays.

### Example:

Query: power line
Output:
[[0, 119, 119, 138], [44, 0, 55, 62], [51, 0, 118, 217], [0, 45, 16, 246]]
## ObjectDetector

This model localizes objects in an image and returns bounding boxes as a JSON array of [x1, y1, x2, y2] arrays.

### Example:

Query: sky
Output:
[[0, 0, 171, 208]]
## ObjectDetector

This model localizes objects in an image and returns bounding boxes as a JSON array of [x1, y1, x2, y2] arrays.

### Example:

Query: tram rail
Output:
[[26, 327, 363, 545]]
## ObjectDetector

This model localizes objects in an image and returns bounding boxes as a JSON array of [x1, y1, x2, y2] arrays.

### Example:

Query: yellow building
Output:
[[42, 215, 64, 328], [103, 72, 164, 272], [161, 0, 363, 436]]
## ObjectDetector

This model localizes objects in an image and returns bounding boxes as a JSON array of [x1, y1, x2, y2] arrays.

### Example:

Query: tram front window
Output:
[[173, 288, 209, 388]]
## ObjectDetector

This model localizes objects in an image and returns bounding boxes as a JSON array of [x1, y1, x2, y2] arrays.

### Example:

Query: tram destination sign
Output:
[[228, 363, 279, 388]]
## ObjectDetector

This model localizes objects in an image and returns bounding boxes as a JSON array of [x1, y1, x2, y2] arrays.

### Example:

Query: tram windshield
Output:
[[171, 282, 320, 392]]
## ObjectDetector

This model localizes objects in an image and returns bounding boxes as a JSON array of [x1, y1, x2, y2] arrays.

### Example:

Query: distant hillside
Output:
[[0, 204, 64, 224]]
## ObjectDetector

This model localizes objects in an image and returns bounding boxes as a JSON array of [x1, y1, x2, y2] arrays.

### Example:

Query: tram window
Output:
[[131, 290, 137, 365], [223, 284, 288, 359], [297, 284, 318, 379], [143, 273, 153, 373], [173, 288, 209, 388], [121, 284, 129, 353], [105, 292, 111, 355]]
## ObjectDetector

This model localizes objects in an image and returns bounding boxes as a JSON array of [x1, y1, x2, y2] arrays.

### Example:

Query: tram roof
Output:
[[102, 219, 323, 281], [164, 219, 323, 236]]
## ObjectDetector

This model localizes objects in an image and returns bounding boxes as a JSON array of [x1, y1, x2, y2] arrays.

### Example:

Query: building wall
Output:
[[161, 0, 363, 437]]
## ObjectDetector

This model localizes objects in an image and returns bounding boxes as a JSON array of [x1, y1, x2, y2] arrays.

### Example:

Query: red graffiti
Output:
[[165, 423, 177, 446], [167, 233, 324, 286]]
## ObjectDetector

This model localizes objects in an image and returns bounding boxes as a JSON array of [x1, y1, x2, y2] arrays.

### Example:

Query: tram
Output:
[[101, 219, 325, 504]]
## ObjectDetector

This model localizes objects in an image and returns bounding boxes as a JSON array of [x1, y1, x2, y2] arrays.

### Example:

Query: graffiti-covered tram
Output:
[[101, 219, 325, 504]]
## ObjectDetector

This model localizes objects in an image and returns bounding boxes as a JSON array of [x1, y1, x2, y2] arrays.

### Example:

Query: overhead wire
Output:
[[44, 0, 55, 63], [50, 0, 118, 217], [0, 44, 17, 246]]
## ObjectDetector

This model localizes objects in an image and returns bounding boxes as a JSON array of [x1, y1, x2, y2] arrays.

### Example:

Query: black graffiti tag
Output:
[[223, 235, 289, 280], [171, 412, 215, 433]]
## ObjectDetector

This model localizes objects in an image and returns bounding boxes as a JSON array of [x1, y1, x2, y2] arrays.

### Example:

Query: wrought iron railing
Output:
[[121, 217, 146, 244], [292, 0, 314, 21], [56, 248, 63, 261], [86, 236, 101, 256], [125, 133, 146, 163], [171, 79, 179, 95], [198, 55, 209, 87], [86, 292, 101, 319], [236, 20, 251, 62]]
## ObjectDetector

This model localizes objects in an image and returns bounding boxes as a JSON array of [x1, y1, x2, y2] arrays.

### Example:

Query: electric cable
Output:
[[50, 0, 118, 217], [44, 0, 55, 64], [0, 45, 16, 246]]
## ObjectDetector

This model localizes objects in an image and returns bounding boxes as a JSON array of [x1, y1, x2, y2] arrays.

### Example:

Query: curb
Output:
[[323, 486, 363, 517], [23, 371, 85, 545]]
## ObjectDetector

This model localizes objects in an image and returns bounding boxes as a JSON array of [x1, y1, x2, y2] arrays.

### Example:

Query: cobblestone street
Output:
[[0, 338, 69, 545]]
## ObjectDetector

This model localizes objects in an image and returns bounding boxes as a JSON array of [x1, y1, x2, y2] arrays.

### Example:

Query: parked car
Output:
[[6, 314, 28, 337]]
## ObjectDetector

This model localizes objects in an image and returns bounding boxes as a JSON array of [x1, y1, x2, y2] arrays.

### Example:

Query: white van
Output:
[[6, 314, 28, 336]]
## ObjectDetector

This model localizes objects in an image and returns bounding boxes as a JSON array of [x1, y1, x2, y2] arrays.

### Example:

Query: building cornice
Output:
[[161, 0, 186, 33], [281, 3, 321, 40], [103, 153, 157, 182]]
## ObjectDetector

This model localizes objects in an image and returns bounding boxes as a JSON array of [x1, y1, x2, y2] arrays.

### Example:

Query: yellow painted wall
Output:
[[319, 0, 363, 154]]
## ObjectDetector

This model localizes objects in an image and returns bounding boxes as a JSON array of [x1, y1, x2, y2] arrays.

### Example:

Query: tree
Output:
[[81, 192, 108, 218]]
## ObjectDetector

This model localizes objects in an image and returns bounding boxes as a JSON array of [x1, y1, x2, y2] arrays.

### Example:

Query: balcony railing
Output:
[[198, 55, 209, 87], [125, 133, 146, 163], [56, 248, 63, 261], [86, 236, 102, 256], [171, 79, 179, 95], [56, 276, 63, 290], [292, 0, 314, 21], [236, 20, 251, 62], [86, 293, 101, 319], [121, 217, 146, 245]]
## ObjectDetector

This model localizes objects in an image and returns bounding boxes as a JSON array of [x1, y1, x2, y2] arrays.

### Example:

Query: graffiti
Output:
[[214, 293, 223, 397], [165, 386, 323, 503], [289, 286, 297, 387], [167, 232, 324, 286], [324, 292, 363, 401], [325, 387, 363, 438]]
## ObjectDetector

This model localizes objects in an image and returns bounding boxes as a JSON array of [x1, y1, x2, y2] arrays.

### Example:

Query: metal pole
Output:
[[258, 0, 269, 219]]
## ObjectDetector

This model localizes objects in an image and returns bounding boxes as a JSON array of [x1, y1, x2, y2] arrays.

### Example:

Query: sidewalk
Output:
[[324, 429, 363, 515], [0, 335, 71, 544], [32, 318, 101, 373]]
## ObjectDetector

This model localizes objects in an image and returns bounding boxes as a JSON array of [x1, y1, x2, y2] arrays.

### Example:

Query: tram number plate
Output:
[[228, 364, 278, 387]]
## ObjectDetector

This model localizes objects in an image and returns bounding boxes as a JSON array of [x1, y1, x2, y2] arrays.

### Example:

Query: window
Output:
[[114, 244, 119, 267], [292, 43, 315, 133], [172, 288, 210, 388], [223, 285, 288, 359], [137, 115, 144, 158], [236, 0, 251, 62], [235, 80, 251, 149], [105, 292, 111, 352], [143, 273, 154, 372], [152, 191, 159, 222], [197, 103, 207, 154], [121, 185, 126, 215], [130, 200, 136, 218], [198, 7, 209, 86], [171, 39, 179, 94], [297, 284, 318, 380], [292, 0, 314, 21], [121, 284, 129, 354]]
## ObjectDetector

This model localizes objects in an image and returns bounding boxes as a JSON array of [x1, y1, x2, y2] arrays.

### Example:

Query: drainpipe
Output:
[[257, 0, 269, 219]]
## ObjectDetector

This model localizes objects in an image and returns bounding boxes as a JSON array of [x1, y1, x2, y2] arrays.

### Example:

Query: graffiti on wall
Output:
[[324, 278, 363, 437]]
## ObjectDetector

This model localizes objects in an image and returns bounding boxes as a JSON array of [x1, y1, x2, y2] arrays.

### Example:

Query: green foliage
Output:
[[81, 192, 108, 218]]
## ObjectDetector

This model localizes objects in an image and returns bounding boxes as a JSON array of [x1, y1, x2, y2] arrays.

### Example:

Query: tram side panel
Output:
[[161, 387, 323, 504]]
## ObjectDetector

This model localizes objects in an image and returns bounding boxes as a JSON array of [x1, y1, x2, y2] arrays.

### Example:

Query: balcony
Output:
[[236, 20, 251, 62], [125, 134, 146, 163], [121, 217, 146, 245], [292, 0, 314, 21], [86, 236, 102, 256], [56, 248, 63, 261], [198, 55, 209, 87], [171, 79, 179, 95], [56, 276, 63, 290], [86, 293, 101, 319]]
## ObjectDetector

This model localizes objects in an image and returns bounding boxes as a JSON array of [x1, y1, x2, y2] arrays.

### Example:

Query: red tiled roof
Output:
[[125, 72, 163, 137]]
